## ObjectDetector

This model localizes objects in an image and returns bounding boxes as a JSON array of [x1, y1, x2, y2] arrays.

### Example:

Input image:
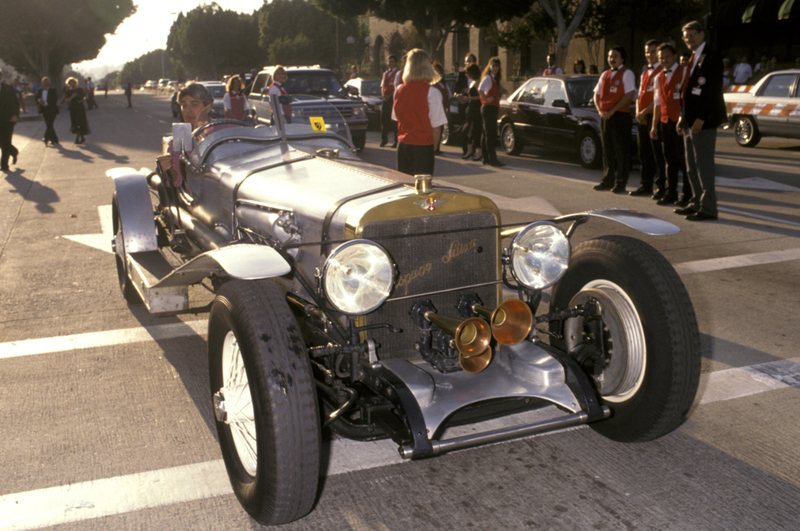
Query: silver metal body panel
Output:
[[109, 168, 158, 253], [565, 209, 681, 236], [380, 340, 581, 438]]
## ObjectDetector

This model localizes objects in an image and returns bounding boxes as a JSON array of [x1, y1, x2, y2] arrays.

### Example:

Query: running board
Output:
[[399, 407, 610, 459]]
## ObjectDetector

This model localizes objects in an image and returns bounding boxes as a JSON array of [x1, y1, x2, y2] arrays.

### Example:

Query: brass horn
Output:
[[424, 311, 493, 373], [472, 299, 534, 346]]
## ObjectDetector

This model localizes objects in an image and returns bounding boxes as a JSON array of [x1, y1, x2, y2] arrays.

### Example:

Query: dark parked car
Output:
[[498, 74, 637, 168], [197, 81, 226, 118], [345, 78, 383, 130]]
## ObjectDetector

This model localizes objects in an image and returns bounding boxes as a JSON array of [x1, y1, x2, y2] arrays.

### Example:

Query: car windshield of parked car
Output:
[[201, 83, 227, 100], [283, 72, 345, 96], [566, 78, 597, 108], [760, 74, 797, 98], [360, 80, 381, 96]]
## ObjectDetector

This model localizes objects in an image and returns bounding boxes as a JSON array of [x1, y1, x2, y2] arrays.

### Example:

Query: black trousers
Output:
[[43, 112, 59, 144], [600, 112, 632, 186], [381, 100, 396, 144], [480, 104, 499, 163], [397, 143, 434, 176], [0, 121, 18, 169], [657, 118, 682, 199], [637, 114, 665, 190]]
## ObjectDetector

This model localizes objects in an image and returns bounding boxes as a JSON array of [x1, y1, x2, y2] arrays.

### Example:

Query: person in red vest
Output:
[[650, 43, 687, 209], [267, 66, 292, 124], [392, 48, 448, 176], [544, 54, 563, 76], [631, 39, 666, 199], [380, 55, 399, 147], [223, 75, 251, 121], [592, 46, 636, 193], [478, 57, 506, 167], [431, 61, 450, 154]]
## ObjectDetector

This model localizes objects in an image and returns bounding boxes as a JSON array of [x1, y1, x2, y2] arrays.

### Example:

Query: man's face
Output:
[[388, 57, 397, 70], [682, 29, 704, 51], [608, 50, 623, 69], [645, 45, 658, 66], [42, 78, 51, 88], [658, 49, 677, 71]]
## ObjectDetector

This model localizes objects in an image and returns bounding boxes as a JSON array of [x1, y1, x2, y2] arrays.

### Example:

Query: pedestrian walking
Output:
[[631, 39, 666, 199], [380, 55, 399, 147], [676, 20, 727, 221], [0, 68, 20, 171], [478, 57, 506, 167], [592, 46, 636, 193], [37, 77, 60, 146], [63, 77, 90, 144], [392, 48, 448, 176], [650, 43, 687, 206], [124, 80, 132, 108]]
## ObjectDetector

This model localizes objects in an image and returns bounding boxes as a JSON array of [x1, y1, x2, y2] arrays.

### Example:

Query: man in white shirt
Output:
[[733, 56, 752, 84]]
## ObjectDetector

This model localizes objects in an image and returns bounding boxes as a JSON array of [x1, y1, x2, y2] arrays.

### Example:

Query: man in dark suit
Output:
[[37, 77, 60, 145], [0, 68, 20, 171], [676, 20, 727, 221]]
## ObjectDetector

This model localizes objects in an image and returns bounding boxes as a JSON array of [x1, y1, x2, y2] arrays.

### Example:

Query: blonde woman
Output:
[[267, 66, 291, 123], [63, 77, 90, 144], [223, 75, 251, 120], [478, 57, 505, 167], [391, 49, 448, 176]]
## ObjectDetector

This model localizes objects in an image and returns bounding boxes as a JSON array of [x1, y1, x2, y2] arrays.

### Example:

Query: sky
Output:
[[75, 0, 267, 79]]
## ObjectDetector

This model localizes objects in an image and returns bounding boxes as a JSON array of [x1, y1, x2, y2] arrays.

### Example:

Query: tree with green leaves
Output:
[[314, 0, 534, 57], [0, 0, 136, 81]]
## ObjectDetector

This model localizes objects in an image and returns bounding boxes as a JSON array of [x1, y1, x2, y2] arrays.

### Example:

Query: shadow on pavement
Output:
[[4, 167, 59, 213]]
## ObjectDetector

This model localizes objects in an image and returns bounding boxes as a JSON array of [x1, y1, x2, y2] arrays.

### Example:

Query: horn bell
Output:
[[424, 312, 493, 373], [474, 300, 533, 346]]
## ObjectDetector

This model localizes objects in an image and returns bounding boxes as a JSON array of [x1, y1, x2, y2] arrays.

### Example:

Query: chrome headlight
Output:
[[352, 106, 366, 118], [322, 240, 395, 315], [509, 222, 570, 290]]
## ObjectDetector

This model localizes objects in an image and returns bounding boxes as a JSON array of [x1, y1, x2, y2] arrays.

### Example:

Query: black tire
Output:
[[112, 193, 141, 303], [733, 116, 761, 147], [550, 236, 701, 442], [351, 130, 366, 151], [501, 123, 523, 155], [578, 129, 602, 168], [440, 122, 450, 145], [209, 280, 320, 525]]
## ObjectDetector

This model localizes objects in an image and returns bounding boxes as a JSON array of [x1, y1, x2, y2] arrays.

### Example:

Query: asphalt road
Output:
[[1, 92, 799, 531]]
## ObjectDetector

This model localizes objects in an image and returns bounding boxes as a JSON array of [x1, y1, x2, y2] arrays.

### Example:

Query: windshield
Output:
[[566, 78, 597, 108], [201, 84, 227, 99], [360, 79, 381, 96], [283, 72, 345, 96]]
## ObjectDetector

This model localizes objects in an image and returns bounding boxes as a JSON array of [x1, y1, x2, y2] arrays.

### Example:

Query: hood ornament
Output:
[[415, 196, 447, 211]]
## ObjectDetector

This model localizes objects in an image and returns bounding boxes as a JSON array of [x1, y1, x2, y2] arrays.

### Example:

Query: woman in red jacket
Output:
[[392, 49, 448, 176], [478, 57, 505, 167]]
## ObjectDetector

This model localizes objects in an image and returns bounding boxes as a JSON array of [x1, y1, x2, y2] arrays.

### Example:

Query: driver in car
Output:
[[166, 83, 218, 188]]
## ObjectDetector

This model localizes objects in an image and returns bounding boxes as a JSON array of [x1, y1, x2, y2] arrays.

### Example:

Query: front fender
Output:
[[555, 209, 680, 236], [109, 167, 158, 253]]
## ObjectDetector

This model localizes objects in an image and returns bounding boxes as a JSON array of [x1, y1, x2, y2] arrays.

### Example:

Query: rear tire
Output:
[[578, 129, 602, 168], [209, 280, 320, 525], [112, 193, 141, 303], [501, 123, 523, 155], [733, 116, 761, 147], [550, 236, 701, 442]]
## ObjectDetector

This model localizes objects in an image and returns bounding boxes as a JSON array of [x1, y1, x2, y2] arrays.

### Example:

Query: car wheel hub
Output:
[[735, 119, 752, 143], [580, 136, 596, 163], [564, 281, 646, 402], [218, 331, 257, 475]]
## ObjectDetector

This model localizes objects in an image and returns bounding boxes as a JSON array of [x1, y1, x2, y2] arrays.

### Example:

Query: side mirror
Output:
[[552, 99, 570, 111]]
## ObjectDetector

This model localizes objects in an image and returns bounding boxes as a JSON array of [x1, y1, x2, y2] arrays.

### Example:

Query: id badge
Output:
[[691, 87, 702, 96], [610, 86, 618, 93], [673, 92, 680, 99]]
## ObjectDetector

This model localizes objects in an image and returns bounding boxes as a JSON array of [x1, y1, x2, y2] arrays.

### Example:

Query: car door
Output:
[[513, 79, 548, 144], [540, 80, 577, 146], [754, 73, 798, 136]]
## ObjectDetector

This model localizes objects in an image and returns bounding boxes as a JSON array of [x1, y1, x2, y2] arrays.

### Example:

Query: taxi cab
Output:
[[725, 69, 800, 147]]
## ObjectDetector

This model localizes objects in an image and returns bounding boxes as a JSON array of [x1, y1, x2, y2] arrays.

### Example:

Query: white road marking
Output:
[[717, 205, 800, 228], [0, 321, 207, 359], [697, 358, 800, 405], [716, 176, 800, 192], [674, 247, 800, 274], [62, 205, 114, 254]]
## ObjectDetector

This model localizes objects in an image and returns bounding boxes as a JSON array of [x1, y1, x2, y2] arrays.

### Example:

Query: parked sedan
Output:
[[197, 81, 227, 118], [345, 78, 383, 130], [498, 74, 636, 169], [725, 69, 800, 147]]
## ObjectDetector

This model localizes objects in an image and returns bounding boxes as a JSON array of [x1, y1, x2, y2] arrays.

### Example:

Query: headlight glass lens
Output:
[[510, 222, 570, 290], [353, 106, 366, 118], [323, 240, 394, 315]]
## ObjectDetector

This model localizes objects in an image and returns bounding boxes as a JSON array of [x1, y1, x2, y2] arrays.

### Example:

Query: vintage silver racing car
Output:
[[109, 95, 701, 526]]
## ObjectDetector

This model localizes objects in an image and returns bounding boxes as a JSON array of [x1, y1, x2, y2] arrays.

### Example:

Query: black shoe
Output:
[[673, 198, 690, 208], [380, 141, 387, 147], [657, 195, 678, 205], [43, 138, 48, 145], [11, 153, 17, 165], [674, 207, 698, 216], [488, 160, 506, 167], [434, 149, 442, 155], [652, 190, 665, 200], [390, 142, 397, 148], [462, 151, 474, 159], [593, 183, 614, 191], [628, 187, 651, 196], [686, 211, 718, 221], [611, 185, 628, 194], [472, 154, 483, 161]]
